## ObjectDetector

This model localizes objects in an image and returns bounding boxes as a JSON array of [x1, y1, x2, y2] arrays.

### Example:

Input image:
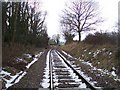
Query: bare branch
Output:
[[60, 0, 102, 41]]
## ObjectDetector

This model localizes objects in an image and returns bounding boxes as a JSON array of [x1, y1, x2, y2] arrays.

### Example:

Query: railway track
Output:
[[48, 49, 97, 90]]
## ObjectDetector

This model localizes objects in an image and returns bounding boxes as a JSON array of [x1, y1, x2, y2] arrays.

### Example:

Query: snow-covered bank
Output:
[[62, 50, 120, 80], [1, 51, 43, 89], [60, 50, 120, 88]]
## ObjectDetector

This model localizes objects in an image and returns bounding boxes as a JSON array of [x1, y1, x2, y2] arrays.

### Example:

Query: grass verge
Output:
[[60, 42, 120, 75]]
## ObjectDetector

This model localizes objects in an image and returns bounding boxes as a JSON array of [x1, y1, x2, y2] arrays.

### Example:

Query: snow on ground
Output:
[[0, 69, 26, 88], [23, 54, 32, 58], [80, 59, 119, 80], [40, 50, 50, 88], [26, 52, 43, 69], [87, 48, 113, 58], [1, 51, 43, 89], [81, 61, 93, 68], [63, 50, 118, 78], [26, 58, 38, 69], [57, 51, 96, 88], [15, 57, 28, 64], [93, 49, 101, 57], [60, 50, 120, 85], [62, 50, 73, 58], [109, 52, 112, 55], [3, 71, 26, 88], [84, 49, 87, 52]]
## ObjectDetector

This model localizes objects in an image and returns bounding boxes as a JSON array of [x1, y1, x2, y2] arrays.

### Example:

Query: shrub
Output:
[[83, 32, 117, 45]]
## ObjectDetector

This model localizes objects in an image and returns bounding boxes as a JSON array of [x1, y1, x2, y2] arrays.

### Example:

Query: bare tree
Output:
[[12, 2, 19, 44], [61, 0, 102, 42], [63, 30, 75, 44], [61, 23, 75, 43]]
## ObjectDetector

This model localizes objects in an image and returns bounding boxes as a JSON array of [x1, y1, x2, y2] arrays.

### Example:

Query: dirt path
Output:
[[9, 50, 49, 89]]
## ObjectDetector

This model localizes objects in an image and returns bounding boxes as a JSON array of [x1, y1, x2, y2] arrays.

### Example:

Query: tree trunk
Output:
[[78, 31, 81, 42], [11, 3, 19, 44]]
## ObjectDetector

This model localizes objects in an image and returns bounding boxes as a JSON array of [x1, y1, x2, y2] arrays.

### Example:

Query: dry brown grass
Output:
[[2, 43, 41, 69], [61, 42, 119, 72]]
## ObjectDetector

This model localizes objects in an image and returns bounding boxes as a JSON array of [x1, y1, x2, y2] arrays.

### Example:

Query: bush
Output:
[[115, 48, 120, 67], [83, 32, 117, 45]]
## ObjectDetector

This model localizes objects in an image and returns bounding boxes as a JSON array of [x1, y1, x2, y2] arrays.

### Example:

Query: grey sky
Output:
[[3, 0, 119, 40], [41, 0, 119, 40]]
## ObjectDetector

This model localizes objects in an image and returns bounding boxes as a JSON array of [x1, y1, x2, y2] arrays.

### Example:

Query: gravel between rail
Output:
[[7, 48, 120, 89], [58, 49, 120, 89]]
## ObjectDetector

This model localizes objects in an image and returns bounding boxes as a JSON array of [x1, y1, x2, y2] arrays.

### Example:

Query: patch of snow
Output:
[[114, 79, 120, 82], [84, 49, 87, 52], [26, 58, 38, 69], [102, 48, 106, 51], [0, 70, 11, 77], [89, 52, 92, 54], [79, 59, 84, 61], [78, 59, 119, 83], [111, 71, 117, 77], [40, 50, 50, 88], [57, 50, 119, 88], [54, 51, 84, 85], [90, 81, 97, 86], [112, 67, 116, 70], [93, 53, 97, 57], [16, 58, 23, 62], [109, 52, 112, 55], [56, 51, 97, 88], [89, 63, 118, 78], [79, 83, 87, 88], [82, 61, 93, 67], [54, 82, 59, 86], [82, 55, 84, 57], [14, 71, 26, 84], [41, 81, 50, 88], [2, 51, 43, 89], [2, 70, 26, 89], [72, 65, 77, 68], [98, 62, 100, 64], [62, 50, 73, 58], [23, 54, 32, 58], [93, 67, 110, 75], [26, 52, 43, 69], [16, 58, 27, 63], [93, 49, 101, 57], [35, 52, 43, 58], [97, 69, 102, 71]]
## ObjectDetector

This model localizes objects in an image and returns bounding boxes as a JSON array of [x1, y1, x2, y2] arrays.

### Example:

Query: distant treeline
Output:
[[83, 32, 120, 46], [2, 2, 49, 47]]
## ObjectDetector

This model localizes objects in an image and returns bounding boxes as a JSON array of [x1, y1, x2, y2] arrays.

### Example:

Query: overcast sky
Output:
[[41, 0, 119, 40]]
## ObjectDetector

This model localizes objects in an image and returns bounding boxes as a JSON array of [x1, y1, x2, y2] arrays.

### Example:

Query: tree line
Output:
[[2, 1, 49, 47], [83, 32, 118, 45]]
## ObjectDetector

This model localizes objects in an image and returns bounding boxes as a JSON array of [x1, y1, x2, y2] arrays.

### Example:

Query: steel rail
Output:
[[55, 50, 97, 90], [49, 50, 53, 90]]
